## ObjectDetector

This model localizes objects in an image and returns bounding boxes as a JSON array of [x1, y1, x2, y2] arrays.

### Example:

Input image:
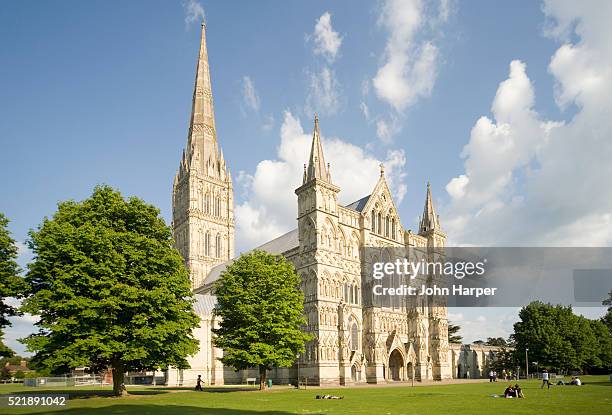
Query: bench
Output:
[[246, 377, 257, 386]]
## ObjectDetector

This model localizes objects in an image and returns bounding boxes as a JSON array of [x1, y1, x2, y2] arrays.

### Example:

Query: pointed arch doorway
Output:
[[388, 349, 404, 381]]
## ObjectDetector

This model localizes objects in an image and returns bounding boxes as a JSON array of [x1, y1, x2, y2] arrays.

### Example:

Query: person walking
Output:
[[541, 369, 550, 389], [195, 375, 203, 391]]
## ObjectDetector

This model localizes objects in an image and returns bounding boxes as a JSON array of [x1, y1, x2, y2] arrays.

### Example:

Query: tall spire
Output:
[[184, 22, 219, 171], [419, 181, 441, 233], [190, 22, 216, 131], [305, 114, 330, 183]]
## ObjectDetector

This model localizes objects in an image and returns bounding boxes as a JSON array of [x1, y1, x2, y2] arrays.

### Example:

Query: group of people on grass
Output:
[[503, 384, 526, 398]]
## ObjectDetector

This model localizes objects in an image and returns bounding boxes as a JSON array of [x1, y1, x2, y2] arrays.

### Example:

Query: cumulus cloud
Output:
[[311, 12, 343, 63], [183, 0, 205, 27], [372, 0, 440, 112], [241, 76, 260, 113], [443, 1, 612, 247], [234, 111, 408, 250], [306, 67, 342, 116], [305, 12, 344, 116]]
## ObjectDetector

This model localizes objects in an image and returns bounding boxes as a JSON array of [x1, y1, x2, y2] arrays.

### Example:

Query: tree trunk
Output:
[[259, 365, 267, 391], [112, 362, 128, 397]]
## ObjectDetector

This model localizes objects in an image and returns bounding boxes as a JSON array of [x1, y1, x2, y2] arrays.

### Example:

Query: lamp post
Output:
[[525, 348, 529, 379], [296, 353, 300, 389]]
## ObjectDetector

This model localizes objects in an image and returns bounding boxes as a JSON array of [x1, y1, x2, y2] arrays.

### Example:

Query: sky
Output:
[[1, 0, 611, 355]]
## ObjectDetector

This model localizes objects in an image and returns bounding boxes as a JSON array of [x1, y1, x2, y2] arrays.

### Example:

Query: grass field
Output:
[[0, 376, 610, 415]]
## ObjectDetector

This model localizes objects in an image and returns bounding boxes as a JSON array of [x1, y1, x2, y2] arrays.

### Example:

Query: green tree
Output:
[[0, 213, 25, 357], [587, 319, 612, 372], [21, 186, 199, 396], [485, 337, 508, 347], [213, 250, 311, 390], [513, 301, 612, 373], [491, 347, 517, 373], [602, 291, 612, 335], [448, 322, 462, 344], [602, 309, 612, 335]]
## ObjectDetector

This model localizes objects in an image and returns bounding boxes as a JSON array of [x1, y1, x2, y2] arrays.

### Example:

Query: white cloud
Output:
[[183, 0, 205, 27], [443, 2, 612, 247], [311, 12, 343, 63], [234, 111, 408, 250], [372, 0, 441, 112], [241, 76, 260, 113], [306, 67, 342, 116], [376, 116, 401, 144], [360, 102, 370, 121]]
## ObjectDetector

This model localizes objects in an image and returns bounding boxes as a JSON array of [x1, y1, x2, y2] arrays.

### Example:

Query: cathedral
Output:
[[167, 23, 467, 386]]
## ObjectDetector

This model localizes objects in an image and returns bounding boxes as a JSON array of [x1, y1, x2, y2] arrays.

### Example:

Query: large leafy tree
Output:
[[213, 250, 311, 390], [513, 301, 611, 373], [21, 186, 199, 396], [0, 213, 25, 357]]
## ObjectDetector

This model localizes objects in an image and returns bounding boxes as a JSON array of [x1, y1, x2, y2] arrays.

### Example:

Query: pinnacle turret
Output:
[[304, 114, 331, 183], [419, 181, 441, 233]]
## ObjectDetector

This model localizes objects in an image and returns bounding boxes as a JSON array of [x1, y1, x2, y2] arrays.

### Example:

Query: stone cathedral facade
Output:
[[167, 23, 456, 386]]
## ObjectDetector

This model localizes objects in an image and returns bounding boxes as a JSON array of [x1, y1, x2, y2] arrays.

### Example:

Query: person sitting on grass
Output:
[[316, 395, 344, 399], [514, 384, 525, 398], [504, 385, 515, 398], [570, 376, 582, 386]]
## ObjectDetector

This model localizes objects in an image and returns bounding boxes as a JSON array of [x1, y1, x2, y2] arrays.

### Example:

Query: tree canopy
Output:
[[21, 186, 199, 396], [213, 250, 311, 390], [513, 301, 612, 373], [0, 213, 25, 358]]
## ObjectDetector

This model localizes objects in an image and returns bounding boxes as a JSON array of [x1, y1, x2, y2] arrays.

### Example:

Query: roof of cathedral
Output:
[[345, 194, 371, 212], [193, 293, 217, 316], [201, 228, 299, 288]]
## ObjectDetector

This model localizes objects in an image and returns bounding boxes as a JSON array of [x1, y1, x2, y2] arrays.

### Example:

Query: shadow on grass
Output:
[[38, 405, 295, 415]]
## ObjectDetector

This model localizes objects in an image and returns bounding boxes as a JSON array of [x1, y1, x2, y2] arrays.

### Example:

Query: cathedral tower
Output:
[[173, 23, 235, 289]]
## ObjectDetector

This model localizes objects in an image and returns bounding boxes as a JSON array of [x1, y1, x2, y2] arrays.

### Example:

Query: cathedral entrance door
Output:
[[389, 349, 404, 381], [351, 364, 357, 382]]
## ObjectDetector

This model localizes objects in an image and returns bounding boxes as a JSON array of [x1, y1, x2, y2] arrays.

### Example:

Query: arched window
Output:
[[349, 317, 359, 351], [385, 215, 390, 237], [377, 212, 382, 234], [371, 210, 376, 233], [216, 234, 222, 258], [205, 232, 210, 256], [392, 218, 396, 240]]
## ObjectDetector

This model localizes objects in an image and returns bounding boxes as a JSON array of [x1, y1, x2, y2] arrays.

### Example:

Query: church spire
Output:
[[305, 114, 331, 183], [190, 22, 216, 132], [419, 181, 441, 233], [184, 22, 219, 174]]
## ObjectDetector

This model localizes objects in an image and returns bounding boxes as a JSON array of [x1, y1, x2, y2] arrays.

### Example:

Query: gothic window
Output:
[[349, 317, 359, 351], [385, 215, 390, 237], [392, 218, 396, 240], [216, 234, 221, 258], [371, 210, 376, 233], [377, 212, 382, 234], [205, 232, 210, 256]]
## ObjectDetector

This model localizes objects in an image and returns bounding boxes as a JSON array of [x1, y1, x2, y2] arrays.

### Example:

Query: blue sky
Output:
[[2, 0, 611, 354]]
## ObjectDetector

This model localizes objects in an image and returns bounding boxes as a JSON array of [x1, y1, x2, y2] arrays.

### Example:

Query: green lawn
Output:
[[0, 376, 610, 415]]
